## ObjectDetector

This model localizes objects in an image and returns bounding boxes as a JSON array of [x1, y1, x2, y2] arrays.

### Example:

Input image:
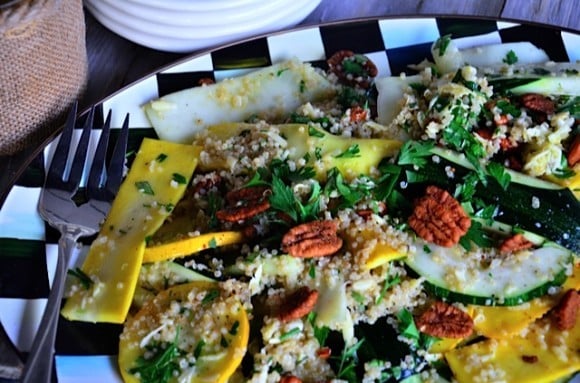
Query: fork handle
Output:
[[21, 232, 80, 383]]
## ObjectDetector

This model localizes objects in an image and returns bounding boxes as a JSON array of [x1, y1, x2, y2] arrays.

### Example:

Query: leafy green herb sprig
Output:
[[129, 328, 182, 383]]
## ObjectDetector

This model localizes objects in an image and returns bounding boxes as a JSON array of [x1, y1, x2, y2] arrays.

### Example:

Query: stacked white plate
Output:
[[84, 0, 323, 52]]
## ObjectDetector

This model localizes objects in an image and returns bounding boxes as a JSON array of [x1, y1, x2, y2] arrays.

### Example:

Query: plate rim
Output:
[[0, 13, 578, 207]]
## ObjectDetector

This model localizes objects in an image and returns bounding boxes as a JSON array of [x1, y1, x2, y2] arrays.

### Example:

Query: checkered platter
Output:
[[0, 17, 578, 383]]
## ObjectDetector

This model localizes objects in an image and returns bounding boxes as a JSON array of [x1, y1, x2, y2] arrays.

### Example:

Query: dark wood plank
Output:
[[501, 0, 579, 31], [303, 0, 504, 24]]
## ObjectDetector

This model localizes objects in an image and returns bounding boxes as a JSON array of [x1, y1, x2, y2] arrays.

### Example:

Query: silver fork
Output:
[[21, 103, 129, 383]]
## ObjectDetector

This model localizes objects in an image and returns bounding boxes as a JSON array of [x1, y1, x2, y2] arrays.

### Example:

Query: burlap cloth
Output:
[[0, 0, 87, 155]]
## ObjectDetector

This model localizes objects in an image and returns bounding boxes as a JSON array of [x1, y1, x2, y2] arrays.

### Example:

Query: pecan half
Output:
[[567, 134, 580, 167], [408, 186, 471, 247], [280, 376, 302, 383], [552, 289, 580, 330], [520, 93, 555, 115], [499, 233, 534, 254], [216, 186, 271, 222], [282, 220, 343, 258], [278, 286, 319, 322], [225, 186, 271, 205], [416, 301, 474, 338], [327, 50, 378, 89]]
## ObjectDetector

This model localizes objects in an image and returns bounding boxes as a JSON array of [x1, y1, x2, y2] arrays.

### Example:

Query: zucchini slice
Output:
[[404, 241, 572, 306], [408, 147, 580, 253]]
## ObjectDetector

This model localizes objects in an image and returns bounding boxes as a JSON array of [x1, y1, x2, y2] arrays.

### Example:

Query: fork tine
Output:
[[46, 102, 78, 189], [66, 107, 95, 192], [104, 114, 130, 200], [86, 109, 112, 198]]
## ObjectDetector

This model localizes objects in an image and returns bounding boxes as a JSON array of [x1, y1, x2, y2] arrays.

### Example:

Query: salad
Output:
[[61, 35, 580, 383]]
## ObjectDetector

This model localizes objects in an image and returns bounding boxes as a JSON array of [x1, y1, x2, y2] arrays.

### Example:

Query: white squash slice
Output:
[[143, 59, 336, 144]]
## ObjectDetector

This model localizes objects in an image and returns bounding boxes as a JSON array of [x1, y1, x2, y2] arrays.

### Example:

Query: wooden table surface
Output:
[[0, 0, 578, 204]]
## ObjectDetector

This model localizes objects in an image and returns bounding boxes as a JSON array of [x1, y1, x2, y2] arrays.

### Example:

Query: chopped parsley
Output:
[[279, 327, 301, 341], [307, 312, 329, 346], [487, 162, 511, 190], [375, 274, 401, 304], [433, 34, 452, 56], [201, 289, 220, 305], [129, 329, 181, 383], [208, 237, 217, 249], [194, 339, 205, 359], [308, 125, 326, 138], [333, 338, 365, 382], [156, 153, 168, 162], [67, 267, 93, 289], [397, 140, 434, 168], [171, 173, 187, 185], [229, 321, 240, 335], [335, 144, 361, 158], [135, 181, 155, 195], [502, 50, 518, 65]]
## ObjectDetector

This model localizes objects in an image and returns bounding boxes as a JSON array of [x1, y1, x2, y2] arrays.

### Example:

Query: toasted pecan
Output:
[[216, 201, 270, 222], [499, 233, 534, 254], [282, 220, 343, 258], [408, 186, 471, 247], [520, 93, 555, 115], [552, 289, 580, 330], [567, 134, 580, 167], [278, 286, 319, 322], [416, 301, 474, 338], [216, 186, 271, 222]]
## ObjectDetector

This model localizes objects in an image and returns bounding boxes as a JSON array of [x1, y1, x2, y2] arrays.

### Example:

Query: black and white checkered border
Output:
[[0, 17, 577, 382]]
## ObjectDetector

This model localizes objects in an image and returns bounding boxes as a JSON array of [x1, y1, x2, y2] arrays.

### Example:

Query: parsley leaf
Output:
[[67, 267, 93, 289], [156, 153, 168, 162], [334, 339, 365, 382], [487, 162, 511, 190], [171, 173, 187, 184], [129, 329, 181, 383], [397, 140, 434, 167], [335, 144, 361, 158], [308, 125, 326, 138], [433, 34, 452, 56], [376, 274, 401, 304], [502, 50, 518, 65], [459, 220, 493, 250], [135, 181, 155, 195], [307, 312, 329, 346], [496, 99, 521, 118]]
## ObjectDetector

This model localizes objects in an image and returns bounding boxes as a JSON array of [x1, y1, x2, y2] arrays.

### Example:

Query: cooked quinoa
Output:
[[117, 45, 579, 383]]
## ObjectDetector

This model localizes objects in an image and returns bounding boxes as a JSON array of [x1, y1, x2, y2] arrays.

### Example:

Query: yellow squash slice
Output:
[[470, 260, 579, 339], [194, 122, 402, 181], [143, 231, 244, 263], [445, 315, 580, 383], [118, 281, 249, 383], [61, 139, 201, 323]]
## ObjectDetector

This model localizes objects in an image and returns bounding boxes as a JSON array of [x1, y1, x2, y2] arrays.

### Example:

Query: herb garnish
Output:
[[503, 50, 518, 65], [129, 329, 181, 383], [375, 274, 401, 304], [201, 289, 220, 305], [135, 181, 155, 195], [307, 312, 329, 346], [397, 140, 434, 167], [156, 153, 168, 162], [67, 267, 93, 289], [279, 327, 301, 341], [335, 144, 361, 158], [171, 173, 187, 184], [308, 125, 326, 138], [333, 339, 365, 382], [487, 162, 511, 190], [433, 34, 452, 56]]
